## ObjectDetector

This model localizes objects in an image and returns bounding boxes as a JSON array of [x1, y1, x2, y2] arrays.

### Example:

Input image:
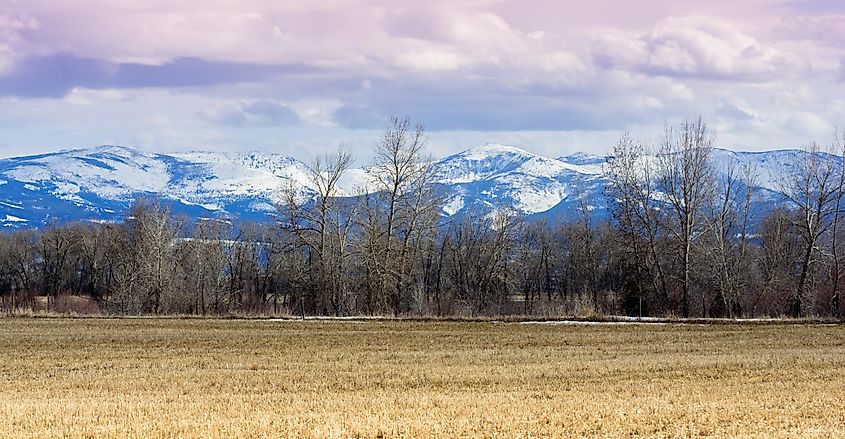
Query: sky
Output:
[[0, 0, 844, 163]]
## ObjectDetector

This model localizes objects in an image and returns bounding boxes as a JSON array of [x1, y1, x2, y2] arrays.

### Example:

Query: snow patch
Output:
[[460, 143, 532, 160], [0, 201, 21, 209], [442, 194, 465, 216], [520, 319, 668, 326], [336, 168, 375, 195], [3, 214, 28, 223]]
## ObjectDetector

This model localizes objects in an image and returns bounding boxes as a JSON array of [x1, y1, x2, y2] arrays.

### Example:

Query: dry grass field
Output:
[[0, 319, 843, 438]]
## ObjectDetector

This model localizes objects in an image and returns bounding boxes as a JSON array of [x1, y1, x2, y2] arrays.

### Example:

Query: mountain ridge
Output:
[[0, 144, 826, 229]]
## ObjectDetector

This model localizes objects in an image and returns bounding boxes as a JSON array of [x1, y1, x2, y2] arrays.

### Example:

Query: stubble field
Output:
[[0, 318, 843, 438]]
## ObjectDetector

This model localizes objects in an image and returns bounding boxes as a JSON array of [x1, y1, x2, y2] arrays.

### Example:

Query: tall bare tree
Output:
[[366, 116, 437, 314], [111, 199, 182, 314], [606, 133, 671, 314], [38, 222, 80, 308], [780, 144, 840, 317], [282, 148, 356, 315], [1, 230, 38, 310], [657, 118, 714, 317], [704, 162, 757, 317], [828, 132, 845, 317]]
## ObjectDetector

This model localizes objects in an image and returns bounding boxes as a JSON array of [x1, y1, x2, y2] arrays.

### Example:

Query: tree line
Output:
[[1, 117, 843, 318]]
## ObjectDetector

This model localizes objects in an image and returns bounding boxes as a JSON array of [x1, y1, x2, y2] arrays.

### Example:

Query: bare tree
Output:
[[38, 222, 80, 308], [0, 230, 38, 310], [366, 116, 437, 315], [657, 118, 714, 317], [444, 209, 521, 315], [562, 200, 603, 313], [517, 219, 555, 315], [828, 131, 845, 317], [704, 161, 757, 317], [758, 208, 801, 315], [111, 199, 182, 314], [282, 148, 356, 315], [606, 133, 671, 314], [178, 218, 228, 314], [780, 144, 840, 317]]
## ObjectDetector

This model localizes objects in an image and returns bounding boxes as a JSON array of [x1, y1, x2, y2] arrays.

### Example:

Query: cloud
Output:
[[0, 13, 39, 75], [0, 44, 15, 75], [779, 0, 845, 15], [594, 16, 802, 80], [715, 99, 757, 122], [63, 88, 128, 105], [395, 48, 468, 72], [777, 15, 845, 47], [332, 104, 386, 129], [328, 72, 694, 132], [241, 101, 301, 126], [197, 100, 301, 127], [0, 1, 842, 160], [0, 55, 314, 98]]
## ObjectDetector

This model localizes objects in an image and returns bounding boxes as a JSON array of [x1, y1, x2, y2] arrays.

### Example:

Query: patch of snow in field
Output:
[[519, 320, 669, 326], [263, 316, 384, 322]]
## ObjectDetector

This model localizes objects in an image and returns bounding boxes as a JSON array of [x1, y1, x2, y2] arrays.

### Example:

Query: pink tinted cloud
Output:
[[778, 15, 845, 46], [0, 0, 824, 79], [593, 16, 805, 80], [0, 0, 843, 147]]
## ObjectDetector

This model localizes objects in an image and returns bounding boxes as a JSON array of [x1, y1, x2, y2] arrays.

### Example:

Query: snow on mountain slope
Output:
[[2, 146, 171, 203], [0, 145, 388, 228], [0, 144, 835, 229], [167, 151, 312, 209], [434, 144, 605, 216], [707, 148, 837, 194]]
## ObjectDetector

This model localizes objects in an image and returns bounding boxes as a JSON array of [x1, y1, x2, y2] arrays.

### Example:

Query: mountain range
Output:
[[0, 144, 826, 230]]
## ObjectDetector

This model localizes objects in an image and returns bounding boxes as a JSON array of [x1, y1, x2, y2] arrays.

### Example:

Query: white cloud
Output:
[[0, 13, 39, 75], [396, 48, 467, 72], [595, 16, 803, 80], [63, 88, 127, 105]]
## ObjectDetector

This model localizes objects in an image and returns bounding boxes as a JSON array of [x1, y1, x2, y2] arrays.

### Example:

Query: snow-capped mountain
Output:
[[0, 146, 313, 228], [433, 144, 606, 218], [0, 143, 831, 229]]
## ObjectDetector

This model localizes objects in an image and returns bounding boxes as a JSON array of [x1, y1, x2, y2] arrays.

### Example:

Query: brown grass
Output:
[[0, 319, 843, 438]]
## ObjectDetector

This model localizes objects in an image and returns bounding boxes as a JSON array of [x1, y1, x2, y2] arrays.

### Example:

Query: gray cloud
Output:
[[780, 0, 845, 15], [332, 104, 386, 129], [197, 100, 301, 127], [0, 54, 318, 98], [715, 101, 756, 122], [329, 74, 668, 132]]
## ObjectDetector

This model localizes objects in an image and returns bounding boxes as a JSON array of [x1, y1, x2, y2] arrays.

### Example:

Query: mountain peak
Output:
[[460, 143, 536, 160], [72, 145, 147, 157], [559, 152, 606, 166]]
